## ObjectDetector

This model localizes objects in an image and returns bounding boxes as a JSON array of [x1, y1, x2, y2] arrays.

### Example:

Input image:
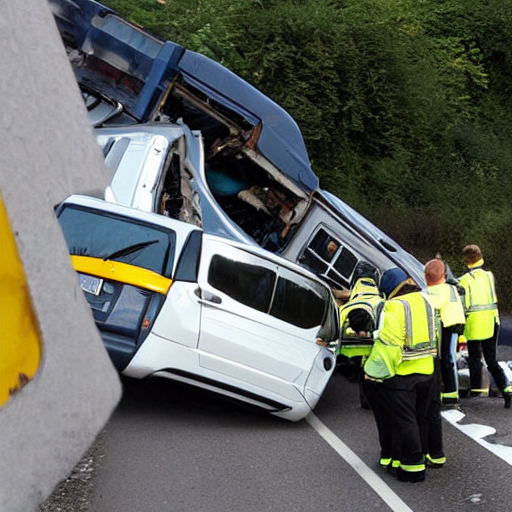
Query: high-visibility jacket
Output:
[[458, 266, 499, 340], [338, 278, 382, 357], [348, 277, 380, 303], [427, 282, 466, 328], [364, 291, 436, 380]]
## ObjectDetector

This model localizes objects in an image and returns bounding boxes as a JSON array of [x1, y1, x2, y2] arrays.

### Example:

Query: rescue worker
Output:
[[458, 245, 512, 408], [364, 268, 437, 483], [337, 262, 383, 408], [424, 258, 466, 405]]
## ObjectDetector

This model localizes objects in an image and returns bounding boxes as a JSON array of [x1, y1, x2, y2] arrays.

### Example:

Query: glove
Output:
[[453, 323, 465, 335]]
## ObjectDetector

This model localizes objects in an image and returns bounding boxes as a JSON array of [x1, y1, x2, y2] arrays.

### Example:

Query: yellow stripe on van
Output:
[[0, 195, 42, 407], [70, 255, 172, 294]]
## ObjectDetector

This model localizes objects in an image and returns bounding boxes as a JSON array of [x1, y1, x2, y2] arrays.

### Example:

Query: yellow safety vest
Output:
[[364, 291, 436, 380], [458, 268, 499, 340], [340, 279, 382, 333], [348, 278, 381, 303], [427, 282, 466, 328], [338, 279, 382, 357]]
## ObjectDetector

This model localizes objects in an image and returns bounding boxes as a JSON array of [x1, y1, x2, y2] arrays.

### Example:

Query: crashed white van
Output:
[[56, 195, 340, 421]]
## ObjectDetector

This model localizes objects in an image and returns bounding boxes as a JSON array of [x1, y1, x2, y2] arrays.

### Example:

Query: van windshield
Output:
[[57, 205, 175, 277]]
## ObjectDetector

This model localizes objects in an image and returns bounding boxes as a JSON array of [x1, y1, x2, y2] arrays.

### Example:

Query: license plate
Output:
[[79, 274, 103, 296]]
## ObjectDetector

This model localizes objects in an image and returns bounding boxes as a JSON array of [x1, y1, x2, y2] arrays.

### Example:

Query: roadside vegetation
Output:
[[101, 0, 512, 311]]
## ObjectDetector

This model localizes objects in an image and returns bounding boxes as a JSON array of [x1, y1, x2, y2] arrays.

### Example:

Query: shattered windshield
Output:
[[57, 205, 175, 276]]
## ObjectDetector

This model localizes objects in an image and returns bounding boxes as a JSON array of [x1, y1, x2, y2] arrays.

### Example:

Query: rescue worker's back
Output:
[[364, 268, 438, 483]]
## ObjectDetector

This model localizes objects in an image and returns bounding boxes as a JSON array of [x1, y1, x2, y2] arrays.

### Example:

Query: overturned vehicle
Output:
[[50, 0, 425, 293]]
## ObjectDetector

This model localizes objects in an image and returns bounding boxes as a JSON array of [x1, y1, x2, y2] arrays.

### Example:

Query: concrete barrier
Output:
[[0, 2, 121, 511]]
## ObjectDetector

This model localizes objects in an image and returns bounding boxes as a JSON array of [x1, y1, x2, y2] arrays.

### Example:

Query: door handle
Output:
[[202, 291, 222, 304]]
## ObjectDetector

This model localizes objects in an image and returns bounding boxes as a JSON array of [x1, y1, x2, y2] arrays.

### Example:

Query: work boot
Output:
[[387, 459, 400, 477], [502, 386, 512, 409], [425, 454, 446, 468], [470, 388, 489, 398], [397, 467, 425, 483], [379, 457, 392, 468], [441, 391, 459, 406]]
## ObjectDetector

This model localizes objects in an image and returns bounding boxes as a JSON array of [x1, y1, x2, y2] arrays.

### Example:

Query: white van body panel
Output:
[[124, 332, 312, 415], [123, 332, 200, 380], [304, 349, 336, 407], [197, 239, 324, 384], [150, 281, 201, 349]]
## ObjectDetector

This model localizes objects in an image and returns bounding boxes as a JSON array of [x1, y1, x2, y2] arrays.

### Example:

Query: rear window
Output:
[[76, 15, 163, 110], [57, 205, 175, 277]]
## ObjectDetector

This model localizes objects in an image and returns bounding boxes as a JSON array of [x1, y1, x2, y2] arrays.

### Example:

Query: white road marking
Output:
[[306, 412, 413, 512], [441, 408, 512, 466], [499, 361, 512, 383]]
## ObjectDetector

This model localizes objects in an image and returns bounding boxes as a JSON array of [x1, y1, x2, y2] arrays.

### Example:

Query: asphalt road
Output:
[[82, 342, 512, 512]]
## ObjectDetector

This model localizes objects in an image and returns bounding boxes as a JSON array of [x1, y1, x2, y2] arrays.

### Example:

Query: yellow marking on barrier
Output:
[[70, 255, 171, 294], [0, 195, 42, 407]]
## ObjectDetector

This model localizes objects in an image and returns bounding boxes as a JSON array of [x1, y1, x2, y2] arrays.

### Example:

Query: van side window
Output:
[[299, 228, 358, 289], [208, 255, 276, 313], [174, 231, 202, 282], [270, 277, 326, 329], [331, 248, 358, 280]]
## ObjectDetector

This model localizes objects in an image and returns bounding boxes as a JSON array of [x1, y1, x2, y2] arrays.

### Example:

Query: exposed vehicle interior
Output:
[[159, 83, 309, 251]]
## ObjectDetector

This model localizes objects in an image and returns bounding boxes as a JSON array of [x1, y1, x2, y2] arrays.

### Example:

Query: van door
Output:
[[196, 239, 328, 402]]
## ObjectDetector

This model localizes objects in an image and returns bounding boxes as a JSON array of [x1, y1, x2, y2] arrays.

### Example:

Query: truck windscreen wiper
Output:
[[103, 240, 159, 261]]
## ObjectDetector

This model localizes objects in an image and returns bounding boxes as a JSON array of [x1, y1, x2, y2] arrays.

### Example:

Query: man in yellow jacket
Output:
[[424, 258, 466, 405], [364, 268, 438, 483], [458, 245, 511, 408]]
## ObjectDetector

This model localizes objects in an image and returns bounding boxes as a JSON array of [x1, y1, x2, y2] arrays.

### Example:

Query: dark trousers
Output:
[[467, 322, 508, 392], [424, 360, 444, 459], [365, 373, 435, 467], [364, 379, 397, 461]]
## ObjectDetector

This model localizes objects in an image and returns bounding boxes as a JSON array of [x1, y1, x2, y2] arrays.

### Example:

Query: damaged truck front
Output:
[[50, 0, 425, 291]]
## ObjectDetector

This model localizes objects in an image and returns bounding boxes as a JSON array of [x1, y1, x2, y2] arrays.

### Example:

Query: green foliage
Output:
[[100, 0, 512, 310], [102, 0, 249, 66]]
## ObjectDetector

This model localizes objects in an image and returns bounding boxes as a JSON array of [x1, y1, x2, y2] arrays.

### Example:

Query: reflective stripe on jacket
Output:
[[348, 278, 381, 302], [459, 268, 499, 340], [364, 291, 436, 380]]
